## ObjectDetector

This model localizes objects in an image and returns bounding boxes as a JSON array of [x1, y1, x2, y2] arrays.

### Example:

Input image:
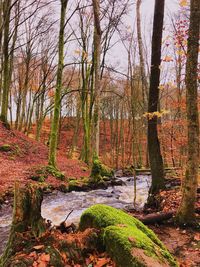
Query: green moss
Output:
[[31, 165, 65, 181], [79, 204, 177, 267], [0, 144, 12, 152], [104, 226, 145, 267], [46, 165, 65, 180], [68, 178, 90, 191], [9, 258, 34, 267], [30, 175, 46, 182], [90, 157, 113, 183], [59, 183, 69, 193], [68, 180, 80, 191]]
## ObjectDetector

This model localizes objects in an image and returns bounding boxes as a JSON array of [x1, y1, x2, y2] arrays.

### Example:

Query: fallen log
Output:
[[134, 206, 200, 225], [134, 212, 174, 225]]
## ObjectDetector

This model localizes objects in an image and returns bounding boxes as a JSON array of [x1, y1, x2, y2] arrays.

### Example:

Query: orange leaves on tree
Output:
[[48, 89, 54, 97], [163, 56, 173, 62], [179, 0, 188, 7], [143, 109, 170, 120]]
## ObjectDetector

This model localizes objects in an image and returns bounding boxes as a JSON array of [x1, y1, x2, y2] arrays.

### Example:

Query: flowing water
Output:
[[0, 175, 151, 255]]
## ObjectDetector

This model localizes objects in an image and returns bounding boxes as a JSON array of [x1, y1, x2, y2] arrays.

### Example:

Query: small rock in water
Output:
[[115, 169, 123, 177], [111, 179, 126, 186]]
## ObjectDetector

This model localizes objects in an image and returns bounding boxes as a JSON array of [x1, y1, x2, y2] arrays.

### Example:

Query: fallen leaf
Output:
[[33, 245, 44, 250], [40, 253, 50, 262], [194, 233, 200, 241], [95, 258, 109, 267], [38, 262, 47, 267]]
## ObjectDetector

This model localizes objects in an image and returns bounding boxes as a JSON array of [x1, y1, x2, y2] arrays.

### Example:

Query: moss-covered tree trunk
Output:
[[136, 0, 149, 168], [147, 0, 165, 196], [0, 184, 46, 267], [136, 0, 148, 109], [0, 0, 11, 127], [48, 0, 68, 167], [176, 0, 200, 225], [92, 0, 101, 157]]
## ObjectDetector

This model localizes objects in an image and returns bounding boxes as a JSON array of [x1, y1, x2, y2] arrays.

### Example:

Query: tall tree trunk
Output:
[[176, 0, 200, 225], [18, 54, 31, 131], [0, 0, 11, 126], [48, 0, 68, 167], [92, 0, 101, 157], [136, 0, 149, 167], [147, 0, 165, 195], [136, 0, 148, 108], [0, 0, 3, 106]]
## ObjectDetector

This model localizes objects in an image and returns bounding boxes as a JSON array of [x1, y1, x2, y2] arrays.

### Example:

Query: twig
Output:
[[64, 210, 74, 223]]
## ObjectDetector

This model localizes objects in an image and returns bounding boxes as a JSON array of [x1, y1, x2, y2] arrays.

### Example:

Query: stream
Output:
[[0, 175, 151, 255]]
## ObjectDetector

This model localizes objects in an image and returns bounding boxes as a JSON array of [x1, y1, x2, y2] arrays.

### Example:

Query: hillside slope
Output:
[[0, 122, 89, 197]]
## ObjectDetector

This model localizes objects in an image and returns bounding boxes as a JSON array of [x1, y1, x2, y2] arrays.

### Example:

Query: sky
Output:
[[50, 0, 181, 76], [110, 0, 180, 73]]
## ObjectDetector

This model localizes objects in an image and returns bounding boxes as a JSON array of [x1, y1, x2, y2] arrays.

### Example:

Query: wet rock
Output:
[[111, 179, 126, 186], [115, 169, 123, 178]]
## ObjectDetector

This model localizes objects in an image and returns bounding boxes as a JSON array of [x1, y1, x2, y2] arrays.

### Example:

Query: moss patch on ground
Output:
[[0, 144, 12, 152], [29, 165, 65, 182], [79, 204, 178, 267]]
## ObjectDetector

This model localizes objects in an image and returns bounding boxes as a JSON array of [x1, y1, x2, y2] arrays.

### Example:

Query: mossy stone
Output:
[[0, 144, 12, 152], [68, 180, 81, 191], [46, 165, 65, 180], [79, 204, 177, 267], [90, 157, 113, 183], [68, 179, 90, 192], [30, 175, 46, 182]]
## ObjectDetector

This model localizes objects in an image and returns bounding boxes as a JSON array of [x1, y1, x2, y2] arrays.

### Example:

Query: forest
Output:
[[0, 0, 199, 266]]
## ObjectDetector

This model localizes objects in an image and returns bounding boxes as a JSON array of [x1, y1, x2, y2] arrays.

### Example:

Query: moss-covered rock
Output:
[[68, 179, 91, 192], [46, 165, 65, 180], [79, 204, 177, 267], [30, 165, 65, 182], [0, 144, 12, 152], [90, 157, 113, 183]]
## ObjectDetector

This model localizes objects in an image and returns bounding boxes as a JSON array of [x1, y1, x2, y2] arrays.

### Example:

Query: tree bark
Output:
[[0, 0, 11, 127], [136, 0, 148, 109], [92, 0, 102, 157], [176, 0, 200, 225], [147, 0, 165, 195], [49, 0, 68, 167], [0, 184, 46, 267]]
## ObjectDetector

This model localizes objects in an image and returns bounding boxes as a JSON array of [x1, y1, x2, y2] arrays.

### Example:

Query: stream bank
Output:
[[0, 174, 150, 255]]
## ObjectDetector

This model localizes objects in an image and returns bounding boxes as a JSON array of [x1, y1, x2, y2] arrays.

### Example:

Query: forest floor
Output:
[[0, 121, 90, 201], [0, 122, 199, 266]]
